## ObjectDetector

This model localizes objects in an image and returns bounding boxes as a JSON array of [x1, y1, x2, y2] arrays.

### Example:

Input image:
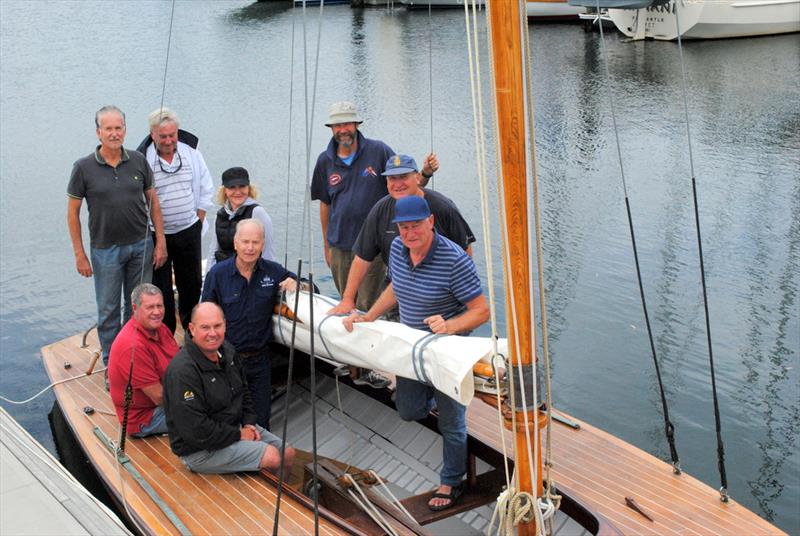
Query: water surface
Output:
[[0, 1, 797, 532]]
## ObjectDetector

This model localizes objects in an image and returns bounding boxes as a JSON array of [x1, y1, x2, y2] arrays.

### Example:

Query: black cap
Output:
[[222, 167, 250, 188]]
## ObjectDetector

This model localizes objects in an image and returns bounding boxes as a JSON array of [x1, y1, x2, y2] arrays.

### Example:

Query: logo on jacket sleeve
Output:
[[329, 173, 342, 186]]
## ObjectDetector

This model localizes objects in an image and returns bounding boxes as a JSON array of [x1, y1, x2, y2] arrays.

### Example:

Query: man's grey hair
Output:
[[148, 107, 180, 131], [234, 218, 265, 241], [131, 283, 162, 307], [95, 105, 126, 129]]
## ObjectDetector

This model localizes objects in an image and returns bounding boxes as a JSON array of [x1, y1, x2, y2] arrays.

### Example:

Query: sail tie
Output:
[[411, 332, 443, 385]]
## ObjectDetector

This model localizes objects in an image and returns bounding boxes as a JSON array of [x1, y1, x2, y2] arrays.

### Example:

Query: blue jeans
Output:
[[240, 349, 272, 430], [91, 238, 152, 363], [131, 406, 167, 438], [395, 376, 467, 487]]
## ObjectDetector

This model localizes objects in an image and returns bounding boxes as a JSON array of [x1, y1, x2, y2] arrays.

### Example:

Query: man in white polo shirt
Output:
[[141, 107, 214, 334]]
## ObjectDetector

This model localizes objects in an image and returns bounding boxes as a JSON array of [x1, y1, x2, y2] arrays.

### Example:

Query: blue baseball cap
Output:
[[392, 195, 432, 224], [382, 154, 418, 176]]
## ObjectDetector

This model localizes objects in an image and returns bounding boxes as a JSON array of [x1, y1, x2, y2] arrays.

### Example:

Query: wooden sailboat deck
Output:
[[42, 331, 784, 535]]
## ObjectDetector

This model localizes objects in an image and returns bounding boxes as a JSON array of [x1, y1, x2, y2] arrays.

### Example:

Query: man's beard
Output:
[[337, 133, 354, 148]]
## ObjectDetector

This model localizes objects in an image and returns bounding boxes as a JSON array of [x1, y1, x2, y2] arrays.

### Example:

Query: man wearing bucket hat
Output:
[[311, 101, 439, 389], [328, 153, 474, 318], [342, 195, 489, 512]]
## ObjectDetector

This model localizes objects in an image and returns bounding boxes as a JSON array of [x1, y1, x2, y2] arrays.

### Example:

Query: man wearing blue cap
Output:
[[328, 154, 474, 318], [311, 102, 439, 388], [342, 195, 489, 512]]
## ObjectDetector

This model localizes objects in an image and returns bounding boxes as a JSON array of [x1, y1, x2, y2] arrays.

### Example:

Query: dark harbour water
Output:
[[0, 0, 797, 532]]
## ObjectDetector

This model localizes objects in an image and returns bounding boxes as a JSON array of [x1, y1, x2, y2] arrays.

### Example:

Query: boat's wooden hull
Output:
[[42, 328, 786, 535]]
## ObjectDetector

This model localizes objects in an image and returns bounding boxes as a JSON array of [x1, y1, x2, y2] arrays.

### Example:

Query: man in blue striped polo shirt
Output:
[[343, 195, 489, 512]]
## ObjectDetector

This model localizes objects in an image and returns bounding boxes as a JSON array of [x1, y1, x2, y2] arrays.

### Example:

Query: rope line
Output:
[[0, 365, 106, 405], [463, 0, 513, 497]]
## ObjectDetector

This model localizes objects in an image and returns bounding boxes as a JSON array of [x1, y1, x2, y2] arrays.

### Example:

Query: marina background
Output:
[[0, 0, 797, 532]]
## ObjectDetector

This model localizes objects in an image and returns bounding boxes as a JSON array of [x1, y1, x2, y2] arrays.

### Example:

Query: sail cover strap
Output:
[[412, 333, 444, 385]]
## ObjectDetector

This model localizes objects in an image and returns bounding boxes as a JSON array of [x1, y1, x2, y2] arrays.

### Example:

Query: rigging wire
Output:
[[520, 1, 562, 530], [272, 262, 305, 536], [296, 2, 328, 532], [283, 7, 298, 268], [594, 0, 681, 472], [428, 0, 435, 190], [672, 8, 728, 501]]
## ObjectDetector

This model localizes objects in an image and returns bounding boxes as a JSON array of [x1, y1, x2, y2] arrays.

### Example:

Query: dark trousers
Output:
[[152, 219, 202, 334], [240, 349, 272, 430]]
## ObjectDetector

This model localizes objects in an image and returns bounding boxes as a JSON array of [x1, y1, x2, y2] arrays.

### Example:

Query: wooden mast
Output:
[[486, 1, 544, 534]]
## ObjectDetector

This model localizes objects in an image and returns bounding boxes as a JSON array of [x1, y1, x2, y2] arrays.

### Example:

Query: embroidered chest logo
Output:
[[183, 390, 195, 401], [260, 275, 274, 288], [362, 166, 378, 178], [132, 174, 142, 182], [329, 173, 342, 186]]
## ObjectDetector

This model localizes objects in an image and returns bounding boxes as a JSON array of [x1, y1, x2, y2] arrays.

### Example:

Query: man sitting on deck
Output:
[[163, 302, 296, 475], [343, 195, 489, 512], [108, 283, 179, 438]]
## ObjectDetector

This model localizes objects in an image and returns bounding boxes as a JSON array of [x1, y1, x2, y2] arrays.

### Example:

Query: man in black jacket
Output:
[[163, 302, 295, 475]]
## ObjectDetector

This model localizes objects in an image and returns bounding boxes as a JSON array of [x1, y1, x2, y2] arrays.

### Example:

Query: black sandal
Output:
[[428, 482, 466, 512]]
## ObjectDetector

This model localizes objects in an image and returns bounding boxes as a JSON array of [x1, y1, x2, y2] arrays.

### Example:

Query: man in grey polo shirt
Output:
[[67, 105, 167, 364]]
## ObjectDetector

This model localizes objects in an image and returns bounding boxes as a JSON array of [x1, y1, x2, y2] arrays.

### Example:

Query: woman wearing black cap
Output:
[[205, 166, 276, 274]]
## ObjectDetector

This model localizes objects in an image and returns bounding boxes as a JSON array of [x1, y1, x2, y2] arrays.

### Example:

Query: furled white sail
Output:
[[273, 291, 507, 405]]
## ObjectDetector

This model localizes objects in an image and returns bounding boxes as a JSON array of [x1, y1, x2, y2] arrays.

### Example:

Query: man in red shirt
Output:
[[109, 283, 179, 437]]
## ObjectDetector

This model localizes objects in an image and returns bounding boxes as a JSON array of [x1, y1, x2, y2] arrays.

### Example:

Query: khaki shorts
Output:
[[181, 425, 283, 474], [329, 247, 386, 312]]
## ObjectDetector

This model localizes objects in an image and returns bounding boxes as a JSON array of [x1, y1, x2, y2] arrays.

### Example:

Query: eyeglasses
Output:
[[156, 150, 182, 174]]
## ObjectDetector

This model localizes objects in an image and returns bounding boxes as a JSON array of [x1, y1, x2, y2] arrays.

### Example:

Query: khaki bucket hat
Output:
[[325, 101, 363, 127]]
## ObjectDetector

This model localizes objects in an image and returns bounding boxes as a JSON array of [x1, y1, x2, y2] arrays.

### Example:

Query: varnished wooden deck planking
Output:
[[466, 401, 785, 535], [42, 333, 346, 536], [43, 331, 785, 536]]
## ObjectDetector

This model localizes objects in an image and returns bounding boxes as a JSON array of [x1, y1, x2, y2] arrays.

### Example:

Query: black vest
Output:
[[214, 204, 258, 262]]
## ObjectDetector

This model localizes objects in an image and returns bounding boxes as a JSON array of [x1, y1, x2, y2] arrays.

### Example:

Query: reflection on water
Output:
[[0, 1, 797, 532]]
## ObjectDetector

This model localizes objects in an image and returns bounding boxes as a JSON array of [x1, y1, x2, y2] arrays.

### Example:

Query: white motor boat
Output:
[[608, 0, 800, 39]]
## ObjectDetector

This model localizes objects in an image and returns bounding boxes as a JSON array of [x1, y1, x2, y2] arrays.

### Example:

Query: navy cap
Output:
[[382, 154, 418, 176], [222, 167, 250, 187], [392, 195, 432, 224]]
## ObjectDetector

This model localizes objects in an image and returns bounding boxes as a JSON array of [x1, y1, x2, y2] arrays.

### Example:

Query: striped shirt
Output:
[[387, 233, 483, 331], [150, 147, 199, 234]]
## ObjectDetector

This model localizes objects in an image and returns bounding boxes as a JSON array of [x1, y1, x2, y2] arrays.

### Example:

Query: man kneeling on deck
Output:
[[343, 196, 489, 511], [163, 302, 295, 475], [108, 283, 179, 437]]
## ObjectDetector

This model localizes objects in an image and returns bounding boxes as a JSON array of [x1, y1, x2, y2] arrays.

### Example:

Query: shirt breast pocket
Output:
[[251, 285, 275, 320], [221, 293, 243, 322]]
